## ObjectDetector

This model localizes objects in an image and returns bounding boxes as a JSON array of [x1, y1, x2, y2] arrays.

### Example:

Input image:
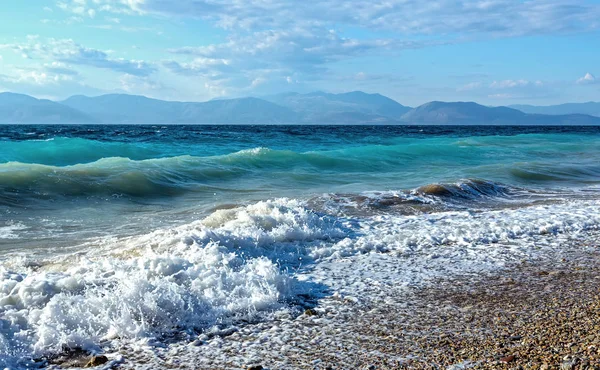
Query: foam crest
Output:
[[200, 199, 347, 245], [0, 244, 290, 366], [318, 200, 600, 261], [0, 223, 26, 239], [0, 199, 345, 366]]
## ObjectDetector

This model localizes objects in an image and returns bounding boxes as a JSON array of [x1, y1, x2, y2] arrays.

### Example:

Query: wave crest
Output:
[[417, 179, 511, 199]]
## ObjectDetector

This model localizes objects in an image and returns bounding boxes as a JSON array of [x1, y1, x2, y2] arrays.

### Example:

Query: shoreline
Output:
[[105, 243, 600, 369]]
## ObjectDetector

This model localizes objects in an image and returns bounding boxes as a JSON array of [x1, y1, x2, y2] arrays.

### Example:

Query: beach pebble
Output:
[[85, 356, 108, 368]]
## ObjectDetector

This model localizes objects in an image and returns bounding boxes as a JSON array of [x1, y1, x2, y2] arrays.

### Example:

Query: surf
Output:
[[2, 196, 600, 367]]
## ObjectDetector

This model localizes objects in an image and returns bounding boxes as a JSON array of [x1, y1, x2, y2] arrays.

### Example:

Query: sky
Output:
[[0, 0, 599, 106]]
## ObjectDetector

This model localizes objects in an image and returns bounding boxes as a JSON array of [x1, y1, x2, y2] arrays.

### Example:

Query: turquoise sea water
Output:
[[2, 126, 600, 195], [2, 125, 600, 367], [2, 125, 600, 252]]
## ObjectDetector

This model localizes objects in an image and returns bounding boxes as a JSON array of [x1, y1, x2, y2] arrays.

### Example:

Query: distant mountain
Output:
[[400, 101, 600, 125], [2, 92, 600, 125], [401, 101, 524, 125], [177, 97, 300, 124], [61, 94, 180, 123], [263, 91, 411, 122], [510, 102, 600, 117], [0, 92, 95, 123], [62, 91, 406, 124], [62, 94, 299, 124]]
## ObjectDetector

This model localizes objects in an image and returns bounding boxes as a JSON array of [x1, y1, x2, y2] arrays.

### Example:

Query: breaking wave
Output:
[[2, 143, 600, 201], [2, 196, 600, 367]]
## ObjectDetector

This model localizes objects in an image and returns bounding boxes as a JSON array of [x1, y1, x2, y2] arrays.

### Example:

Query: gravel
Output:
[[102, 243, 600, 369]]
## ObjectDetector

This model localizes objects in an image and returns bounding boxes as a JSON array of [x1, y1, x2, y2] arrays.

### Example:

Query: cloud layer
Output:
[[0, 37, 154, 76], [456, 79, 553, 100], [127, 0, 600, 37], [1, 0, 599, 103]]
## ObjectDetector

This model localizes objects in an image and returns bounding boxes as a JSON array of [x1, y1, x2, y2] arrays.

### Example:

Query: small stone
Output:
[[509, 335, 523, 341], [581, 358, 591, 367], [500, 355, 516, 363], [247, 366, 263, 370], [560, 361, 575, 370], [85, 356, 108, 368], [304, 308, 318, 316]]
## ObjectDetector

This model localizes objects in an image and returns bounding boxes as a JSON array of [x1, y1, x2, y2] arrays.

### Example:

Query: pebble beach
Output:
[[103, 239, 600, 370]]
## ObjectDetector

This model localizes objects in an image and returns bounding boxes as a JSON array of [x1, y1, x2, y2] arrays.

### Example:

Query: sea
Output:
[[2, 124, 600, 368]]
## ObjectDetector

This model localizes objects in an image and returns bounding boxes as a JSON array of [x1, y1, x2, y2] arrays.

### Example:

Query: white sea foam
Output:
[[1, 198, 600, 368], [0, 223, 26, 240], [0, 243, 290, 367]]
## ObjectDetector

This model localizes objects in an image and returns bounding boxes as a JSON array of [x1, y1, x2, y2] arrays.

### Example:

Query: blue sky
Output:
[[0, 0, 599, 106]]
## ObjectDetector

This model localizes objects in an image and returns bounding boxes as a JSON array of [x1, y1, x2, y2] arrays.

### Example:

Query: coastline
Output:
[[108, 240, 600, 369], [3, 125, 600, 369]]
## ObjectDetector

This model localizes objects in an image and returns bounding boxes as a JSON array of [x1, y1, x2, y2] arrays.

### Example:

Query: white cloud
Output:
[[40, 16, 85, 25], [100, 0, 598, 98], [164, 27, 428, 93], [44, 61, 79, 77], [456, 78, 551, 101], [55, 0, 144, 17], [119, 0, 600, 37], [30, 0, 600, 102], [0, 70, 107, 100], [119, 74, 166, 94], [87, 24, 156, 32], [0, 37, 155, 77], [163, 58, 232, 77], [490, 79, 531, 89], [457, 81, 483, 92], [576, 72, 597, 85], [2, 70, 53, 85], [488, 93, 513, 99], [250, 77, 266, 88], [0, 63, 80, 87]]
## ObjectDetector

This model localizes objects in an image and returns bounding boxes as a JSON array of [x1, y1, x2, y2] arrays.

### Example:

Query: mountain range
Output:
[[402, 101, 600, 125], [509, 102, 600, 117], [1, 91, 599, 125]]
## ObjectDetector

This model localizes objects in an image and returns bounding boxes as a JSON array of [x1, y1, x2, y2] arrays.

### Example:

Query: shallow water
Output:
[[1, 125, 600, 367]]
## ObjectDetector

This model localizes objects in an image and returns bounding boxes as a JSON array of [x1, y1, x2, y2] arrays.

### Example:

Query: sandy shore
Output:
[[103, 241, 600, 370]]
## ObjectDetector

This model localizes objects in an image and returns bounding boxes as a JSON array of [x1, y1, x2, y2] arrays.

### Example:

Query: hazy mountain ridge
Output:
[[400, 101, 525, 125], [510, 102, 600, 117], [0, 92, 96, 124], [263, 91, 411, 123], [400, 101, 600, 125], [1, 92, 599, 125], [62, 94, 300, 124]]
